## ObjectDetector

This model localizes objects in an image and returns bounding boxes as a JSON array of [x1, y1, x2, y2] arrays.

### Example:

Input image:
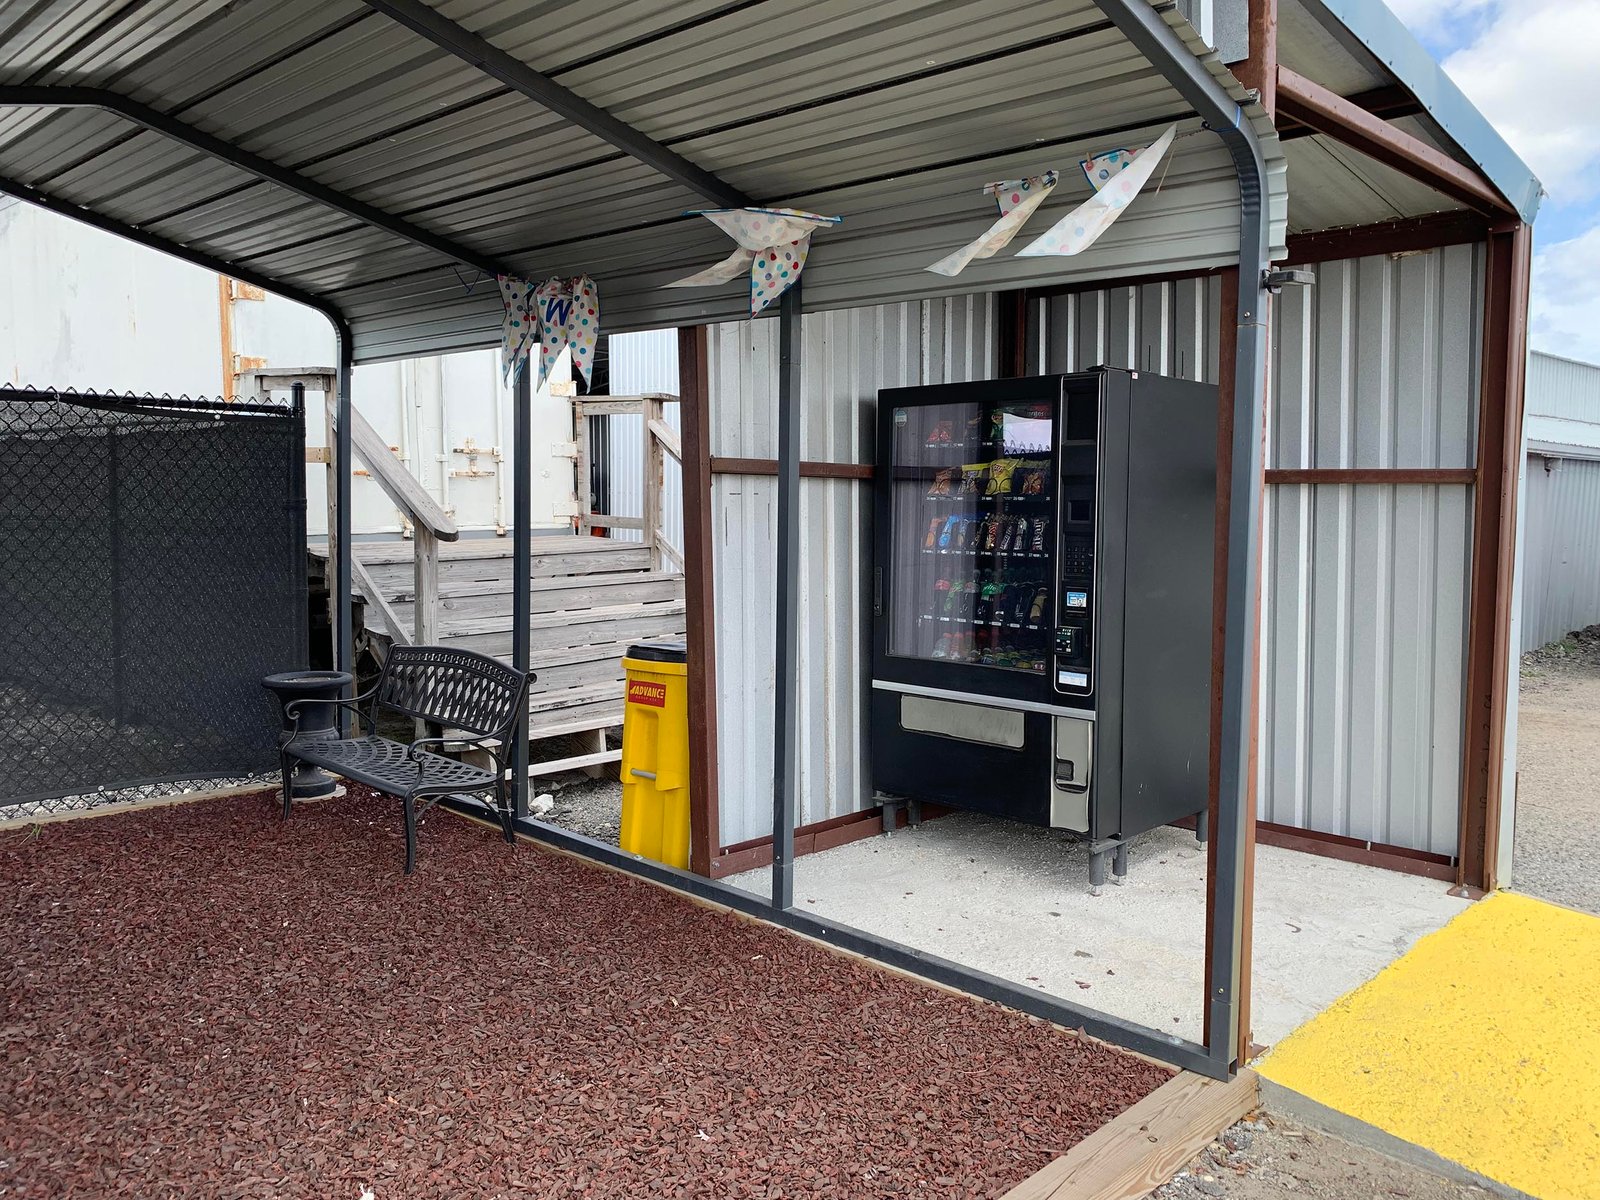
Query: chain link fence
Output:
[[0, 387, 307, 816]]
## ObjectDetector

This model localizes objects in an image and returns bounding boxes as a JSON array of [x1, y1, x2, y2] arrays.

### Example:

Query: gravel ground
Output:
[[537, 773, 623, 844], [1149, 1114, 1497, 1200], [0, 788, 1170, 1199], [1513, 624, 1600, 915]]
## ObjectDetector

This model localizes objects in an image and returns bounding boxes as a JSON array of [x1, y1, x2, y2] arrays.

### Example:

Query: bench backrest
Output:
[[376, 645, 529, 739]]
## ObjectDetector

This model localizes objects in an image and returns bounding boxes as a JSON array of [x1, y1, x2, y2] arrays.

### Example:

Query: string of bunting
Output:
[[664, 207, 842, 317], [497, 274, 600, 388], [926, 124, 1182, 275], [498, 125, 1186, 363]]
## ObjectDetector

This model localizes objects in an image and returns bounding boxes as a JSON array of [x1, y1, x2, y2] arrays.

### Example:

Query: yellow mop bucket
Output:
[[619, 640, 690, 868]]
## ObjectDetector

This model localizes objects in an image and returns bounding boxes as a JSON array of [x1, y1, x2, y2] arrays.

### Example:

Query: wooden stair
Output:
[[350, 537, 686, 761]]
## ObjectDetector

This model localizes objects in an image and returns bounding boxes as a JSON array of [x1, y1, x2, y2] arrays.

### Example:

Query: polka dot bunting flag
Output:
[[1016, 125, 1178, 259], [534, 275, 600, 389], [664, 207, 842, 317], [925, 170, 1060, 277], [497, 273, 537, 385]]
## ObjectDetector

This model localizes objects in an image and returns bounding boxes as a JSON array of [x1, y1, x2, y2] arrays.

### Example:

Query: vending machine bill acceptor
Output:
[[869, 369, 1216, 886]]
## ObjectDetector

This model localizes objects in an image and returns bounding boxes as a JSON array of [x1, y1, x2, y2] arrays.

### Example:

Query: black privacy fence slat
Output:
[[0, 387, 308, 811]]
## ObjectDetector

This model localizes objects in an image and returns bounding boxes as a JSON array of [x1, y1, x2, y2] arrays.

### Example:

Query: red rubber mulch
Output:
[[1, 789, 1171, 1199]]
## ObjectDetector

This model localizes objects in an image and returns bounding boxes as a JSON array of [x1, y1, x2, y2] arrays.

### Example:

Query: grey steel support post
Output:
[[511, 366, 533, 816], [1096, 0, 1272, 1074], [334, 335, 355, 732], [771, 281, 803, 910]]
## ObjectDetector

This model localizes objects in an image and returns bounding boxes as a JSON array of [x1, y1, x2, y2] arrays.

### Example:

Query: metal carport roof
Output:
[[0, 0, 1287, 361]]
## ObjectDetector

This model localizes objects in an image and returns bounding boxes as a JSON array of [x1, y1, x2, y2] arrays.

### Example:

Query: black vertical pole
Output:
[[290, 383, 310, 669], [512, 365, 532, 816], [335, 339, 355, 729], [771, 281, 802, 910], [106, 429, 124, 727]]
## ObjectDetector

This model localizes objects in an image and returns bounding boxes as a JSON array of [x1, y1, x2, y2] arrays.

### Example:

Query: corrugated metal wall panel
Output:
[[1271, 245, 1483, 470], [708, 295, 995, 845], [1035, 245, 1479, 855], [1260, 483, 1471, 855], [1528, 351, 1600, 424], [600, 330, 684, 553], [1520, 455, 1600, 651]]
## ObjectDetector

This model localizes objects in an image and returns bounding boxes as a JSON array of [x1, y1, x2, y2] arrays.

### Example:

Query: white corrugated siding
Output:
[[709, 295, 996, 845], [1265, 247, 1482, 856], [1528, 350, 1600, 425], [1521, 455, 1600, 651], [1034, 244, 1482, 857], [698, 243, 1482, 855], [602, 330, 685, 553]]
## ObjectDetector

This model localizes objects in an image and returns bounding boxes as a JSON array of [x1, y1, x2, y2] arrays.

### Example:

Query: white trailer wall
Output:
[[707, 296, 997, 845], [1, 199, 571, 539]]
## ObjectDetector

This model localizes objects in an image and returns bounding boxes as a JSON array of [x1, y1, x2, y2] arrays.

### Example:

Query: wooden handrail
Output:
[[349, 405, 459, 541]]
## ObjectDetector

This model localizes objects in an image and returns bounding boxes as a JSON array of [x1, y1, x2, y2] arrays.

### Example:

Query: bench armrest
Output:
[[283, 689, 377, 739]]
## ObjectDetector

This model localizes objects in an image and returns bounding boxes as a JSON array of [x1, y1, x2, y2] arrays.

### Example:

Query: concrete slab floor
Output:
[[727, 813, 1470, 1047]]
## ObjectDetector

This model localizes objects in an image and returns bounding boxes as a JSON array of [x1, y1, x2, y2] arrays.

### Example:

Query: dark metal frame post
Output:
[[511, 366, 533, 817], [333, 335, 356, 730], [1098, 0, 1272, 1073], [771, 282, 803, 910]]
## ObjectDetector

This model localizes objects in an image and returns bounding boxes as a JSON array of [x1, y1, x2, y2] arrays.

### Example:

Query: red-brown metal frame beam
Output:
[[1277, 85, 1422, 141], [1458, 222, 1533, 891], [678, 326, 722, 877], [1276, 65, 1511, 215], [1227, 0, 1278, 118], [1285, 211, 1488, 264]]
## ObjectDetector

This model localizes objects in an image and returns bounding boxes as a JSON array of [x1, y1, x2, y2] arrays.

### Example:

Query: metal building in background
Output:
[[1521, 352, 1600, 652]]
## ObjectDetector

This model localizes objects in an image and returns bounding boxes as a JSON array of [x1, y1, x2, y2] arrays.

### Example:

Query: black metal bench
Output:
[[281, 645, 531, 873]]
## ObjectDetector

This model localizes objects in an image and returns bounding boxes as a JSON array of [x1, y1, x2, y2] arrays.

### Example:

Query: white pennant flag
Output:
[[1016, 125, 1177, 259], [926, 171, 1059, 277]]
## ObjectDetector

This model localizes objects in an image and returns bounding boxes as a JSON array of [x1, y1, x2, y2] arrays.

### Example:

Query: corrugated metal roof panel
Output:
[[0, 0, 1292, 360], [1283, 133, 1468, 234]]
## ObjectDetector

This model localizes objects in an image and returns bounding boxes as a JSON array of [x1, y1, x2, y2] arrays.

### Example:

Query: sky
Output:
[[1382, 0, 1600, 363]]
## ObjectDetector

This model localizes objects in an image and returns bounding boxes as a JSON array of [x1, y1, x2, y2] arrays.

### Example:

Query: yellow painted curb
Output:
[[1258, 891, 1600, 1200]]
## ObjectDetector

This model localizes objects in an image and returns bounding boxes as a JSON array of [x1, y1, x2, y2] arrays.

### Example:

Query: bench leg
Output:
[[403, 794, 418, 875], [495, 775, 515, 844], [279, 750, 294, 819]]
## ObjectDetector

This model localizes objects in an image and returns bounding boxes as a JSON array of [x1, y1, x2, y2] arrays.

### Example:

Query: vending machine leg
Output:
[[1195, 809, 1210, 845], [877, 794, 901, 836], [1088, 836, 1126, 895]]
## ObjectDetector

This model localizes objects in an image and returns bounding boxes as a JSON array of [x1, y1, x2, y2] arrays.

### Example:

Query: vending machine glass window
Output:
[[885, 399, 1057, 674]]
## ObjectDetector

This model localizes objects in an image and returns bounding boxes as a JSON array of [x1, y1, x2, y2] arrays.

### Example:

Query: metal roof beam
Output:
[[357, 0, 753, 209], [0, 85, 511, 279], [1277, 84, 1422, 141], [1276, 67, 1511, 215]]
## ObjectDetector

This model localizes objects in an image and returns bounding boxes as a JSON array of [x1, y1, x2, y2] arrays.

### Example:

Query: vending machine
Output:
[[869, 369, 1216, 885]]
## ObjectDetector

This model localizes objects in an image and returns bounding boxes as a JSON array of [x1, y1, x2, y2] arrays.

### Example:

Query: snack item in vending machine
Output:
[[928, 467, 955, 498]]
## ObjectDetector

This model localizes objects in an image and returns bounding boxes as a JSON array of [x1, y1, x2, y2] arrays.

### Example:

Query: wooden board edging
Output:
[[1000, 1068, 1259, 1200]]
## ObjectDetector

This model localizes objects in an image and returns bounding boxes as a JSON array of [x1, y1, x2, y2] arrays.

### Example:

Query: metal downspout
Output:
[[1096, 0, 1272, 1072]]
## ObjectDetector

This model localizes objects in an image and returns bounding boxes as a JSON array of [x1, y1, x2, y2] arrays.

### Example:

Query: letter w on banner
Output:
[[497, 274, 600, 389]]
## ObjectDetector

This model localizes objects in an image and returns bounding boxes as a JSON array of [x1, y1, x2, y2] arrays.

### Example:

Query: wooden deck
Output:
[[349, 536, 686, 754]]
